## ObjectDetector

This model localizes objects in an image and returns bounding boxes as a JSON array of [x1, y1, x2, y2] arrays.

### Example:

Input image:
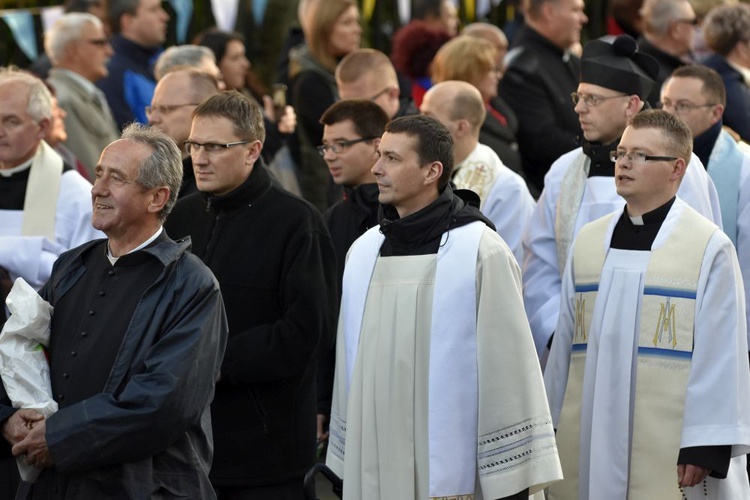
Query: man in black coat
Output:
[[165, 91, 338, 500], [316, 99, 388, 449], [499, 0, 588, 192]]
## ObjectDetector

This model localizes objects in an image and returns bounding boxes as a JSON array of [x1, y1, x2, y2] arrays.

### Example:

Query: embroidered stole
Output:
[[335, 222, 485, 498], [552, 205, 717, 499], [555, 152, 590, 276], [707, 130, 744, 246], [454, 146, 500, 210], [21, 141, 63, 240]]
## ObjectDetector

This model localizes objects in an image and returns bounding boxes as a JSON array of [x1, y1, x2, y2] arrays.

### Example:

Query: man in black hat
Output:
[[522, 35, 722, 363]]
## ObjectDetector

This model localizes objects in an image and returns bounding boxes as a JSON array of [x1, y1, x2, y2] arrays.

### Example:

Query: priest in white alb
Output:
[[545, 110, 750, 500], [327, 115, 562, 500]]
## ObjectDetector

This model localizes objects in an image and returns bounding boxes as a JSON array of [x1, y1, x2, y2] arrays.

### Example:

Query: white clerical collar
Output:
[[0, 157, 33, 177], [107, 226, 164, 265], [629, 215, 645, 226]]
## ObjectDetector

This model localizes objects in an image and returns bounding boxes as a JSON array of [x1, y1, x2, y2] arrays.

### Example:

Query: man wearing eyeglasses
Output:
[[148, 68, 219, 198], [327, 114, 562, 499], [661, 65, 750, 345], [315, 99, 388, 456], [638, 0, 697, 106], [523, 35, 721, 362], [164, 91, 338, 499], [545, 109, 750, 499], [336, 49, 418, 120], [45, 12, 119, 179]]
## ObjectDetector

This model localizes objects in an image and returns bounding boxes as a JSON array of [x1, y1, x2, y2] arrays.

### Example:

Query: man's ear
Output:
[[424, 160, 443, 185], [148, 186, 171, 215], [671, 157, 687, 181], [245, 140, 263, 166], [370, 137, 381, 160], [37, 118, 51, 140]]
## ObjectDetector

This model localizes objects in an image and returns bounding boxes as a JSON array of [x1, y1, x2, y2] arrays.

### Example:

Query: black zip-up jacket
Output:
[[164, 162, 338, 486]]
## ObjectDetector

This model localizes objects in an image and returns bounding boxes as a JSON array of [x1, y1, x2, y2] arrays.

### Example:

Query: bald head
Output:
[[421, 80, 486, 136]]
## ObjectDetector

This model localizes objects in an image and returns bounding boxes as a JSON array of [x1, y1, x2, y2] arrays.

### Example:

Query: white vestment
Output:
[[328, 223, 561, 500], [706, 130, 750, 343], [0, 146, 103, 289], [453, 143, 535, 265], [545, 198, 750, 500], [523, 148, 722, 356]]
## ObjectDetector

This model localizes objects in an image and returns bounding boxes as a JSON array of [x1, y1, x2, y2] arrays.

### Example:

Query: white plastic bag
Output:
[[0, 278, 57, 482]]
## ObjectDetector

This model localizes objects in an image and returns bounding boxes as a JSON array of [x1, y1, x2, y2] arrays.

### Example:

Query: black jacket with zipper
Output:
[[165, 162, 338, 486]]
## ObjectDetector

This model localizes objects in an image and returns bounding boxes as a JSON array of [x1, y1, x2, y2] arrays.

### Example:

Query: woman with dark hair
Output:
[[288, 0, 362, 212], [196, 29, 296, 165]]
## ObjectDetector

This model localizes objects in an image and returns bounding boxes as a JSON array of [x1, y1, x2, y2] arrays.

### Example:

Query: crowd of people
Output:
[[1, 0, 750, 498]]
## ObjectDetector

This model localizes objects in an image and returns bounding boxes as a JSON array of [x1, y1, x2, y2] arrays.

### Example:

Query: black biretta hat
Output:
[[580, 35, 660, 100]]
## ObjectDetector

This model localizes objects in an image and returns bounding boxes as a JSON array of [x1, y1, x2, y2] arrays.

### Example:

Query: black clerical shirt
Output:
[[49, 239, 163, 408]]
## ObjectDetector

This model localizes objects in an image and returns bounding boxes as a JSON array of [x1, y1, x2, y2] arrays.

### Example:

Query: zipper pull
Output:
[[206, 197, 212, 212]]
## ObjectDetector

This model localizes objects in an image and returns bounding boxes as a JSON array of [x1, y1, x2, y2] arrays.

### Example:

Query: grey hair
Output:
[[154, 45, 217, 80], [641, 0, 692, 35], [44, 13, 102, 65], [0, 68, 52, 122], [120, 123, 183, 222]]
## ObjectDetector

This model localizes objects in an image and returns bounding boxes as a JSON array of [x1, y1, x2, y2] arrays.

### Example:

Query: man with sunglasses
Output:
[[164, 91, 337, 499], [638, 0, 697, 106], [523, 35, 721, 363], [545, 109, 750, 499], [45, 12, 119, 178]]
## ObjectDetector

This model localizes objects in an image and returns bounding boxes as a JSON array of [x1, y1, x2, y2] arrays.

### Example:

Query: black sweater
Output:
[[164, 162, 338, 485]]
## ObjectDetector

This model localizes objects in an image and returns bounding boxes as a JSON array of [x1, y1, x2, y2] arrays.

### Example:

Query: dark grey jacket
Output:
[[0, 235, 227, 499]]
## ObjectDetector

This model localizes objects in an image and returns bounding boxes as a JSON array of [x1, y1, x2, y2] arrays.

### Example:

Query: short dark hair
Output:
[[193, 91, 265, 143], [629, 109, 693, 162], [385, 115, 454, 190], [107, 0, 139, 33], [671, 65, 726, 107], [320, 99, 390, 140]]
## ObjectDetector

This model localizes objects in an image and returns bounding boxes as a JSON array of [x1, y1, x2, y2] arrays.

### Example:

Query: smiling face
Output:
[[91, 139, 157, 241]]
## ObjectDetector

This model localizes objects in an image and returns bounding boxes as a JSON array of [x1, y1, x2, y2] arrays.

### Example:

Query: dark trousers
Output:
[[214, 479, 305, 500]]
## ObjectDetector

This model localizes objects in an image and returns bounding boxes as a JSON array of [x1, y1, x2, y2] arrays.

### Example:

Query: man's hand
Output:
[[12, 419, 53, 469], [2, 410, 44, 446], [317, 413, 329, 444], [677, 463, 711, 487]]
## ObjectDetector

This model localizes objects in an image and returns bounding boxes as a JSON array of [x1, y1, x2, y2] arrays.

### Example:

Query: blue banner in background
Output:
[[252, 0, 268, 26], [168, 0, 193, 44], [1, 10, 37, 61]]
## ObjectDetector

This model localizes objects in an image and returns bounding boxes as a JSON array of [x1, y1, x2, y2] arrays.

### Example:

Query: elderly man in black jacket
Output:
[[165, 91, 338, 499], [2, 123, 228, 499]]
